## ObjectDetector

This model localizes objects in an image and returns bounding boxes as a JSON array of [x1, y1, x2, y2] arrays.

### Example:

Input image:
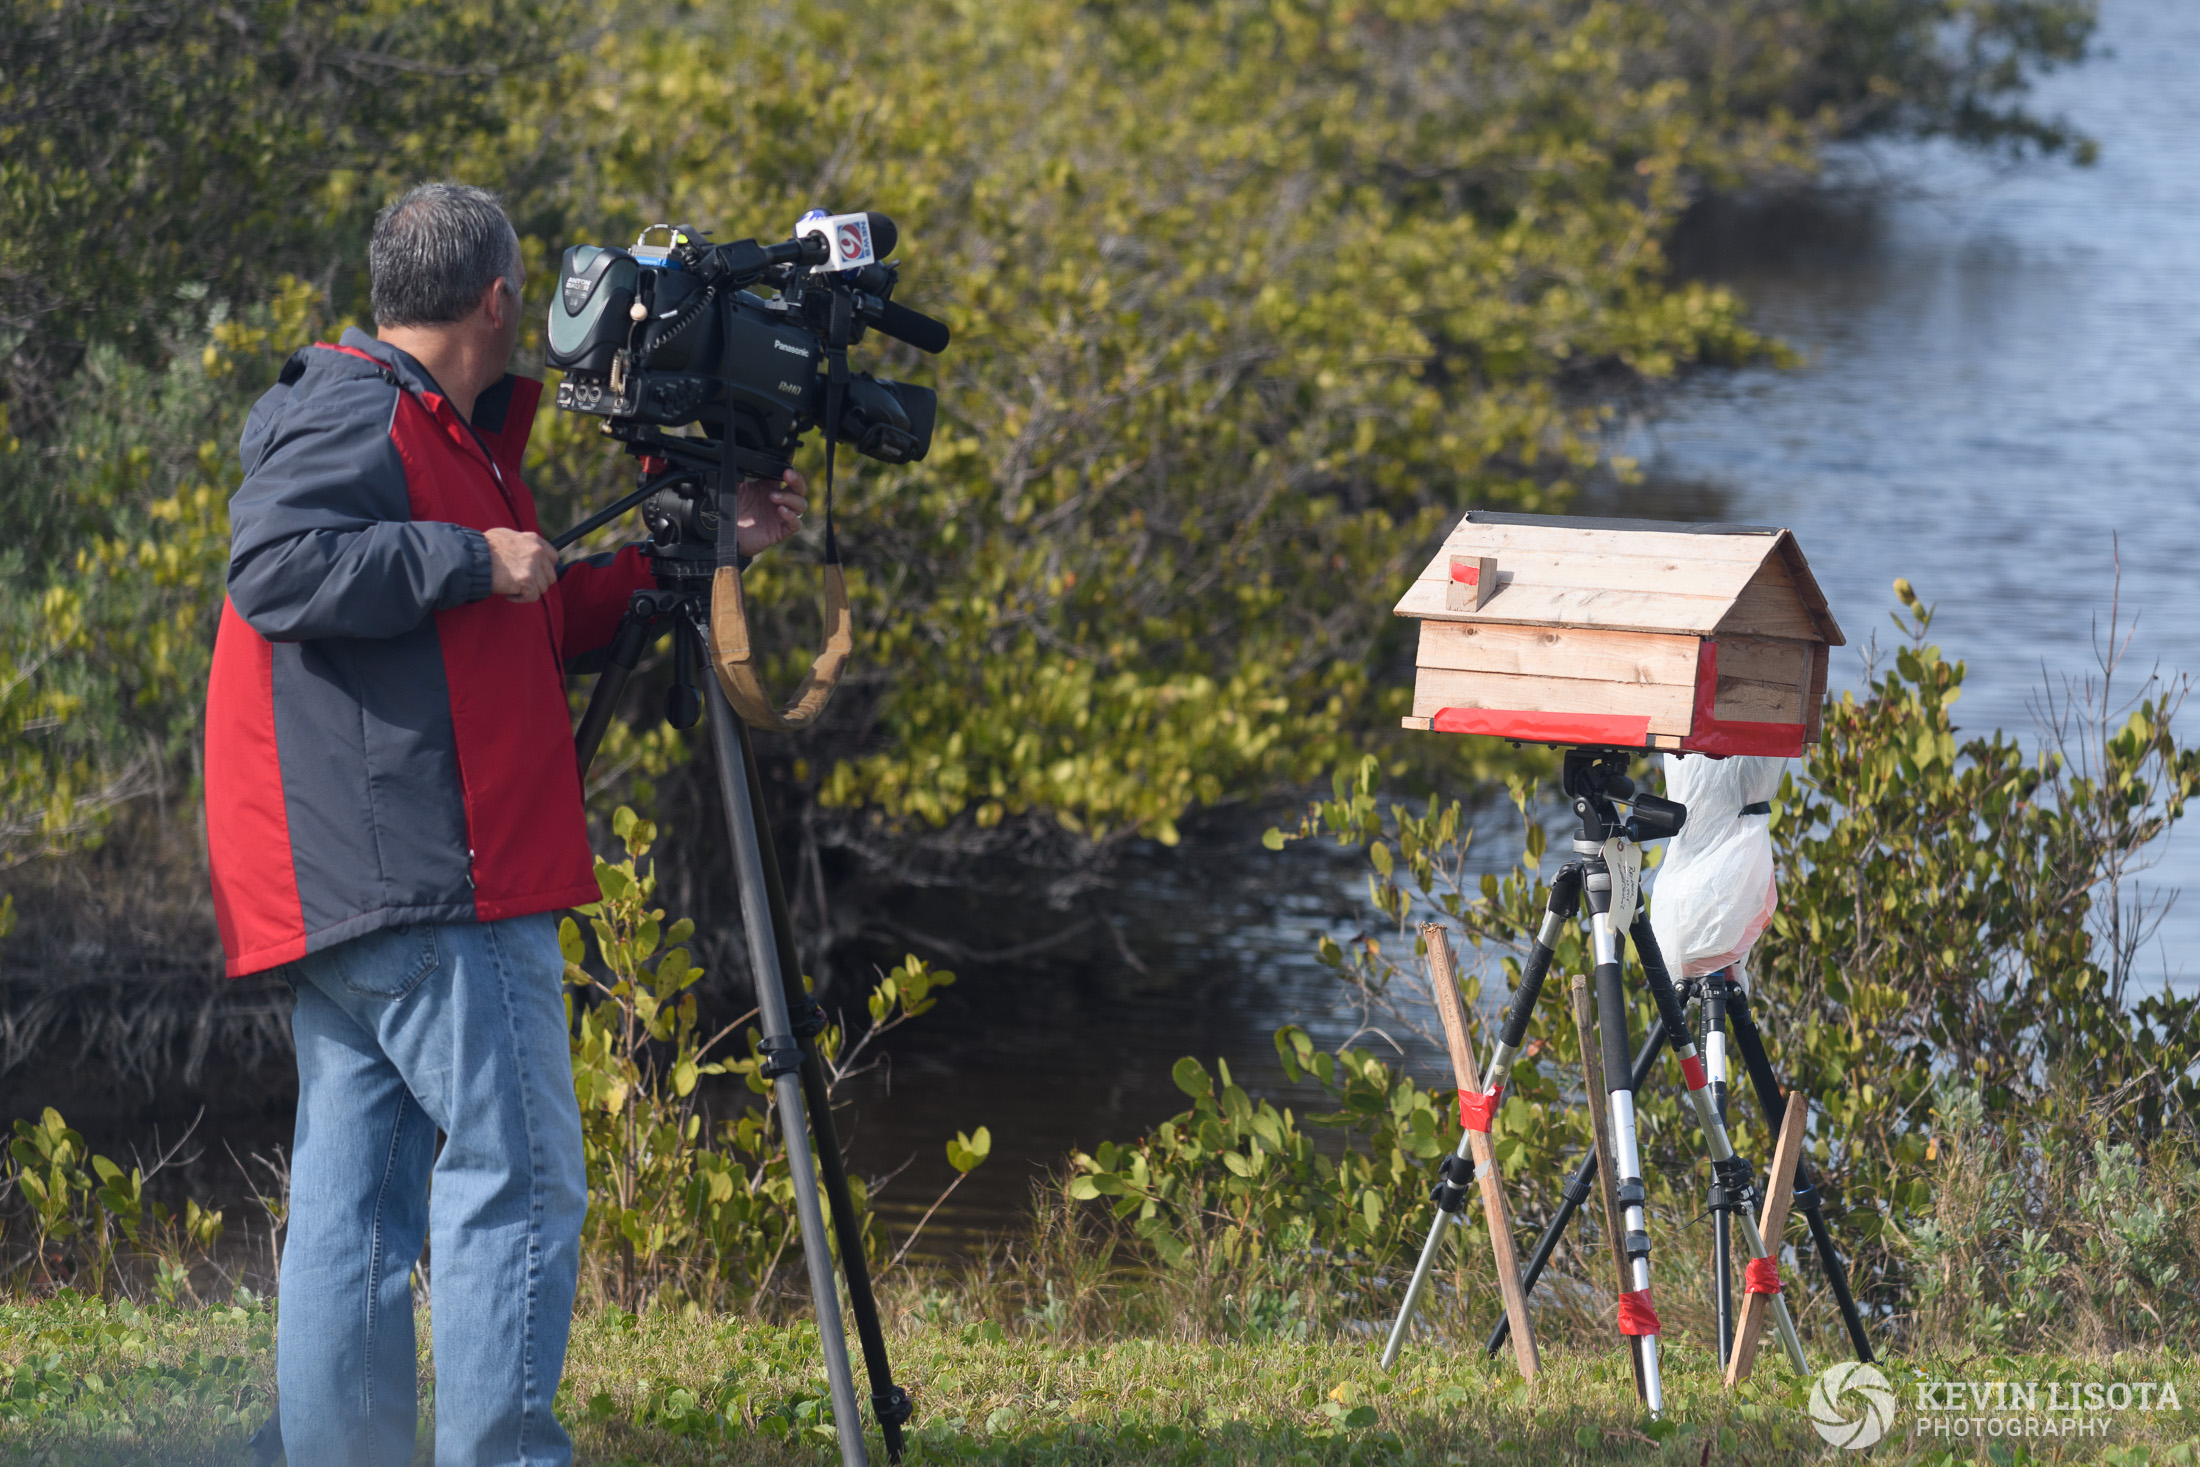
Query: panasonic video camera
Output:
[[545, 210, 948, 475]]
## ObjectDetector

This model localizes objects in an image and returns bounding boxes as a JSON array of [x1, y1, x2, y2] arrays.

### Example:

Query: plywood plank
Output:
[[1712, 678, 1807, 724], [1711, 634, 1813, 723], [1435, 519, 1777, 567], [1396, 578, 1735, 636], [1725, 1090, 1809, 1385], [1417, 621, 1701, 686], [1424, 925, 1540, 1382], [1410, 666, 1696, 735], [1715, 636, 1815, 689], [1714, 556, 1823, 640], [1805, 643, 1829, 742], [1771, 532, 1846, 646], [1411, 548, 1768, 600]]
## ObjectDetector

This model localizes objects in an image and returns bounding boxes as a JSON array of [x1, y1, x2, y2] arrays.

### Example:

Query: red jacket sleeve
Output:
[[553, 545, 654, 660]]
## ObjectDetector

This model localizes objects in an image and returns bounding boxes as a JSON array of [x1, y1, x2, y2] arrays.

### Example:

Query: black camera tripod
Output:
[[562, 522, 905, 1467], [1379, 749, 1809, 1414]]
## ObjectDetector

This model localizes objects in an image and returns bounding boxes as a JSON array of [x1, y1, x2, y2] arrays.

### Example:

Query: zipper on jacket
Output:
[[455, 414, 526, 525]]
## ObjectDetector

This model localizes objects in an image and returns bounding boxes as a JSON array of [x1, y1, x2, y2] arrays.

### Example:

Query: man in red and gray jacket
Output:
[[205, 183, 803, 1467]]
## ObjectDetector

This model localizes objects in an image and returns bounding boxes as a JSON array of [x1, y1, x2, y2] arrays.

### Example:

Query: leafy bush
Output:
[[1065, 1033, 1447, 1331], [1, 1110, 225, 1304], [562, 806, 986, 1314], [0, 0, 581, 409], [1901, 1084, 2200, 1354]]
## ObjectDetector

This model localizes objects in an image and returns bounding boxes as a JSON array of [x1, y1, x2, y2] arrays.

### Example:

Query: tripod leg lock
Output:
[[873, 1384, 914, 1428], [1615, 1180, 1646, 1208], [1709, 1154, 1755, 1212], [758, 1034, 803, 1079], [1430, 1153, 1476, 1214], [788, 993, 828, 1041]]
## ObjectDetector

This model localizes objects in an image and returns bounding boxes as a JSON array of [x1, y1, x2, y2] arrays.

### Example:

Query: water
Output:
[[835, 808, 1521, 1255], [1600, 0, 2200, 996]]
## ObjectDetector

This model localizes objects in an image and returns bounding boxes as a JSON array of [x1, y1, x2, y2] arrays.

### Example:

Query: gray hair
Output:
[[369, 182, 522, 328]]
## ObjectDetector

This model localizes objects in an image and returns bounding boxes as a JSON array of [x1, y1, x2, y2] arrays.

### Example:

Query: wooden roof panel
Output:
[[1394, 510, 1844, 645]]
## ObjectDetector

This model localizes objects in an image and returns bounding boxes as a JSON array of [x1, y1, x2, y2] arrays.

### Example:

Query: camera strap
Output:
[[705, 339, 853, 733]]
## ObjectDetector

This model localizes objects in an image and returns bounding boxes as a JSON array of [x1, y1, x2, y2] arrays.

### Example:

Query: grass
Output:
[[4, 1292, 2198, 1465]]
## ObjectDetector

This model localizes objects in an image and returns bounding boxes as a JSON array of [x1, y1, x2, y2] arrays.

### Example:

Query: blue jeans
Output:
[[278, 914, 587, 1467]]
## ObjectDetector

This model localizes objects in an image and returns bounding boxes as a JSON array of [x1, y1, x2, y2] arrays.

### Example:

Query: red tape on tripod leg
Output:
[[1616, 1288, 1662, 1336], [1744, 1257, 1783, 1295], [1458, 1088, 1501, 1133]]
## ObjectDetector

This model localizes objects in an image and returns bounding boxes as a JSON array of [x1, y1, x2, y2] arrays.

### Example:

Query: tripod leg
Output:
[[1587, 870, 1664, 1416], [1630, 918, 1809, 1377], [574, 597, 659, 780], [1473, 865, 1583, 1101], [1702, 979, 1736, 1365], [1572, 972, 1648, 1403], [731, 716, 912, 1458], [1485, 1014, 1669, 1358], [1380, 866, 1581, 1370], [1724, 985, 1874, 1363], [704, 679, 868, 1467], [1379, 1156, 1471, 1370]]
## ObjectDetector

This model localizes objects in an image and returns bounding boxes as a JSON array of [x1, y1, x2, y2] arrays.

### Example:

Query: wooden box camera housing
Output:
[[1395, 512, 1845, 756]]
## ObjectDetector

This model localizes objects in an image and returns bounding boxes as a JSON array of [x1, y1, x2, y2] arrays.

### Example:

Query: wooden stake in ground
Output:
[[1423, 923, 1539, 1382], [1726, 1086, 1809, 1384], [1570, 971, 1648, 1404]]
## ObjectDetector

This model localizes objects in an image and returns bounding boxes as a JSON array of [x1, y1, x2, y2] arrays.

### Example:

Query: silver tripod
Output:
[[1380, 749, 1808, 1413]]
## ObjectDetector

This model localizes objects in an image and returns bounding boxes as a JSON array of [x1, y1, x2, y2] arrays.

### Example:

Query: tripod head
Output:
[[1562, 747, 1687, 847]]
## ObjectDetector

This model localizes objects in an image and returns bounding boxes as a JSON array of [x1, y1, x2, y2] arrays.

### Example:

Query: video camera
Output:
[[545, 209, 947, 489]]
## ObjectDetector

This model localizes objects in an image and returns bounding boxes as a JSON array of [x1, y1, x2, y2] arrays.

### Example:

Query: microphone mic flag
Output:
[[790, 209, 947, 351], [865, 213, 899, 260]]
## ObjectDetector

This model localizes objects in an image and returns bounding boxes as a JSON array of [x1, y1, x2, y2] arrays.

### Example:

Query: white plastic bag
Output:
[[1647, 753, 1786, 984]]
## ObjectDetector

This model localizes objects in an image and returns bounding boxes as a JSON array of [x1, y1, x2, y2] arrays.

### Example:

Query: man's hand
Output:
[[484, 527, 559, 603], [735, 468, 809, 557]]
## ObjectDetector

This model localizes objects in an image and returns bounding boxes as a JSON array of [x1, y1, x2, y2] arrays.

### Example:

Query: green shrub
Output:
[[562, 806, 985, 1314], [1, 1110, 224, 1303], [1064, 1032, 1449, 1332]]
